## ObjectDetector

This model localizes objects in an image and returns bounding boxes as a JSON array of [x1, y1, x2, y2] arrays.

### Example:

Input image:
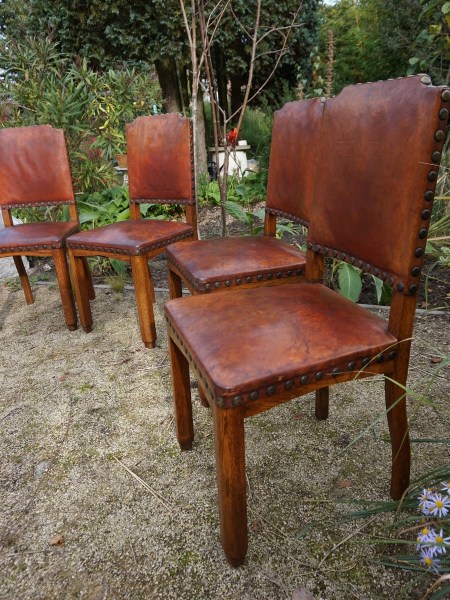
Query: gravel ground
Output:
[[0, 266, 449, 599]]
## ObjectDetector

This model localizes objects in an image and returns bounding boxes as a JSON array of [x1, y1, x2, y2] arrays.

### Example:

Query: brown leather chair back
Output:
[[0, 125, 75, 208], [266, 97, 324, 226], [308, 75, 447, 294], [126, 114, 195, 207]]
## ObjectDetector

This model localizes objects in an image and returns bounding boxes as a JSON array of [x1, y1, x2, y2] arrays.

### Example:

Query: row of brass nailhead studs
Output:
[[69, 231, 193, 255], [217, 350, 398, 408], [1, 243, 61, 252], [306, 241, 412, 292], [132, 198, 194, 205], [266, 207, 308, 227], [198, 268, 305, 291], [3, 200, 74, 209], [417, 87, 450, 279], [167, 317, 398, 409]]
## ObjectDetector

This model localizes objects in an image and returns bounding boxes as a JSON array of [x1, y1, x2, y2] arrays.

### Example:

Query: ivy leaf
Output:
[[443, 2, 450, 15]]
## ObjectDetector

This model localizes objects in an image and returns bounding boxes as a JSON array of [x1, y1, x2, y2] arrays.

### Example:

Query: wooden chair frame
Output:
[[164, 76, 449, 566]]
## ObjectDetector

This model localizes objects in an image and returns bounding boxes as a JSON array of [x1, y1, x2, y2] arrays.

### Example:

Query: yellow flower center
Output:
[[436, 500, 443, 509], [436, 536, 443, 544], [421, 528, 429, 535], [424, 556, 432, 566]]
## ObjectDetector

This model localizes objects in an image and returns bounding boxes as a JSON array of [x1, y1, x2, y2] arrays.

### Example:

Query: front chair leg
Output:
[[131, 255, 156, 348], [213, 405, 247, 567], [53, 249, 77, 331], [385, 374, 411, 500], [168, 334, 194, 450], [13, 256, 34, 305]]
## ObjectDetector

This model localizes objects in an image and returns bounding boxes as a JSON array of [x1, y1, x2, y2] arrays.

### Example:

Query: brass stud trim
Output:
[[441, 89, 450, 102], [284, 380, 294, 390], [347, 361, 355, 371], [249, 391, 259, 401], [409, 284, 418, 294], [315, 371, 325, 381], [439, 108, 449, 120], [300, 375, 309, 385], [418, 228, 428, 239], [432, 151, 441, 163], [421, 209, 430, 220], [415, 247, 424, 258], [266, 385, 276, 396], [420, 75, 432, 85], [427, 170, 438, 182], [435, 130, 445, 142], [411, 266, 420, 277], [396, 282, 404, 292], [389, 351, 397, 360]]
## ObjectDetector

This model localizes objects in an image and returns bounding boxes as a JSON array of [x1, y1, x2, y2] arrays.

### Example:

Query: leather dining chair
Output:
[[166, 97, 324, 300], [0, 124, 91, 330], [164, 75, 449, 566], [67, 113, 196, 348]]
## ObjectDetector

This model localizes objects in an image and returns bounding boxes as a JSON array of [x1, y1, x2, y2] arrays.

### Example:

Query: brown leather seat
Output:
[[164, 75, 449, 566], [0, 125, 91, 330], [67, 114, 196, 348], [166, 98, 324, 298]]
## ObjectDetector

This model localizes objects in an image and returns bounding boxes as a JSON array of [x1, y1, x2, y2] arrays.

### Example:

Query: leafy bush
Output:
[[0, 36, 161, 198]]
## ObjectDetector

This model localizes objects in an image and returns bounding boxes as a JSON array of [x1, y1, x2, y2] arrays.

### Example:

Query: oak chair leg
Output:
[[168, 267, 183, 300], [68, 251, 93, 333], [168, 335, 194, 450], [315, 387, 329, 420], [131, 255, 157, 348], [213, 405, 248, 567], [53, 249, 77, 331], [13, 256, 34, 305], [385, 373, 411, 500], [81, 257, 95, 300]]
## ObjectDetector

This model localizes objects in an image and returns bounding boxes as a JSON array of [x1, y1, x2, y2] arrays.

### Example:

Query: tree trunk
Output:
[[154, 57, 182, 113], [230, 73, 245, 121], [196, 90, 208, 177]]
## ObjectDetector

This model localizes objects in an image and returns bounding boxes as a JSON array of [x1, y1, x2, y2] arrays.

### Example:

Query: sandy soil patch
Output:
[[0, 278, 449, 599]]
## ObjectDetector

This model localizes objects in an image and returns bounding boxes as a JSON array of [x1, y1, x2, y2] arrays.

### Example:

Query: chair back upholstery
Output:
[[266, 97, 324, 226], [0, 125, 74, 209], [308, 75, 449, 295], [127, 113, 195, 207]]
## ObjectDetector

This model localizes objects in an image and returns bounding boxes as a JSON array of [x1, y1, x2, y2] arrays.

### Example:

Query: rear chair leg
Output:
[[385, 373, 411, 500], [168, 334, 194, 450], [315, 387, 329, 420], [81, 257, 95, 300], [13, 256, 34, 305], [168, 267, 183, 299], [68, 251, 93, 333]]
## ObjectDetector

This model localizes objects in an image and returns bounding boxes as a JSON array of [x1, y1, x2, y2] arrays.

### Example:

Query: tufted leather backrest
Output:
[[0, 125, 74, 208], [266, 97, 324, 225], [127, 113, 195, 206], [307, 75, 449, 295]]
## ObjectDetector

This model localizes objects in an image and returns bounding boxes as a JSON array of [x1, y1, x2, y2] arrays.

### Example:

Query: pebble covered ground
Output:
[[0, 270, 449, 599]]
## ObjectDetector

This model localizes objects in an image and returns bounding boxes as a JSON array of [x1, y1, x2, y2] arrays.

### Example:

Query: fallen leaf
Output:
[[334, 479, 353, 489], [49, 534, 65, 546], [430, 356, 443, 364], [292, 412, 305, 420], [250, 519, 263, 533], [292, 588, 315, 600]]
